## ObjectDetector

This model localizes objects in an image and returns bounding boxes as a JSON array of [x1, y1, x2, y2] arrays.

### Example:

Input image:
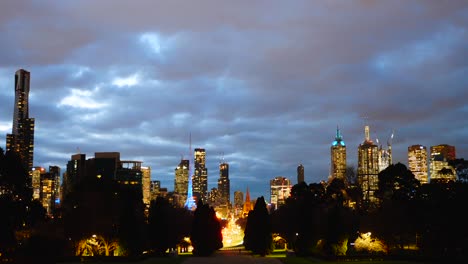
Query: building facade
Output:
[[6, 69, 35, 172], [357, 125, 379, 207], [408, 145, 428, 184]]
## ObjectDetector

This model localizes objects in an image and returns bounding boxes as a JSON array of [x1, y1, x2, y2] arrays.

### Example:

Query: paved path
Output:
[[182, 255, 283, 264]]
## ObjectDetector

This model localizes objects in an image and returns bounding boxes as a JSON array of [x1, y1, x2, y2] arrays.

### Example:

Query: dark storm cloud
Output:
[[1, 0, 467, 200]]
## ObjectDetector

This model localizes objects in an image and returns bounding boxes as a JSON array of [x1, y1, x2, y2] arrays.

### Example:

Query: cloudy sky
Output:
[[1, 0, 467, 201]]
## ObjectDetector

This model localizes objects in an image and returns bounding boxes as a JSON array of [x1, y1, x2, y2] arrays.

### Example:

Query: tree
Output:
[[190, 200, 222, 256], [148, 196, 173, 255], [376, 162, 420, 202], [243, 196, 272, 256]]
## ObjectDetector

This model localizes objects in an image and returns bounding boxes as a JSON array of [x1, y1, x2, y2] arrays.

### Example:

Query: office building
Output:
[[141, 166, 151, 205], [430, 144, 456, 183], [193, 148, 208, 203], [357, 125, 379, 206], [174, 159, 189, 197], [6, 69, 35, 172], [270, 176, 292, 209], [217, 161, 230, 205], [331, 127, 346, 180], [408, 145, 428, 184]]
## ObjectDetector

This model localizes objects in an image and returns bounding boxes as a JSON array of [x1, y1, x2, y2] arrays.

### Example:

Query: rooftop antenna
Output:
[[77, 147, 81, 154]]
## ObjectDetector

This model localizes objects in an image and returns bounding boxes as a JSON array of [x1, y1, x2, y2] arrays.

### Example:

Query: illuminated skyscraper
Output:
[[408, 145, 428, 184], [430, 144, 456, 183], [141, 166, 151, 205], [331, 127, 346, 180], [357, 125, 379, 206], [297, 164, 304, 184], [270, 176, 292, 209], [193, 148, 208, 203], [6, 69, 35, 172], [217, 161, 230, 205], [175, 159, 189, 196]]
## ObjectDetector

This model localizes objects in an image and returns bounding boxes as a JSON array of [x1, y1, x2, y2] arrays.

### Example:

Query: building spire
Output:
[[365, 125, 370, 142], [184, 132, 196, 211]]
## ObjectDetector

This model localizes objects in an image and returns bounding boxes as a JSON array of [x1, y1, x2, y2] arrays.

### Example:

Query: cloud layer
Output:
[[1, 0, 467, 200]]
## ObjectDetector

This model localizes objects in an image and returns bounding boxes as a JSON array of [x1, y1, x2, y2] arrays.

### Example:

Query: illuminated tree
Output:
[[353, 232, 388, 254]]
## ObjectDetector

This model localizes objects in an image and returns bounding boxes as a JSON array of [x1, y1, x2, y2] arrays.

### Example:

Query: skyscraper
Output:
[[297, 164, 304, 184], [141, 166, 151, 206], [408, 145, 428, 184], [377, 130, 394, 172], [217, 161, 230, 205], [331, 127, 346, 180], [6, 69, 35, 172], [175, 159, 189, 196], [193, 148, 208, 203], [270, 176, 292, 209], [357, 125, 379, 206], [430, 144, 456, 182]]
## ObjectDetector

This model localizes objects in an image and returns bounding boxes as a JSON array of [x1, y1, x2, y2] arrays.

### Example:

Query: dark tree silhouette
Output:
[[148, 196, 173, 255], [376, 162, 420, 201], [243, 196, 272, 256], [190, 200, 222, 256]]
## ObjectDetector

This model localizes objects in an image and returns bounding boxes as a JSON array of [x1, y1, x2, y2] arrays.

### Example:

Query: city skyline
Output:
[[0, 1, 467, 200]]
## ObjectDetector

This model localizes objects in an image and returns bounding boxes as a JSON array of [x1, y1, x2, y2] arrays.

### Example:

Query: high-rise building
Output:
[[174, 159, 189, 196], [6, 69, 35, 172], [331, 127, 346, 180], [141, 166, 151, 205], [150, 180, 161, 201], [193, 148, 208, 203], [408, 145, 428, 184], [270, 176, 292, 209], [377, 131, 394, 172], [357, 125, 379, 206], [217, 161, 230, 205], [297, 164, 304, 184], [49, 165, 61, 209], [31, 166, 60, 217], [234, 191, 243, 208], [430, 144, 456, 183], [63, 153, 86, 198]]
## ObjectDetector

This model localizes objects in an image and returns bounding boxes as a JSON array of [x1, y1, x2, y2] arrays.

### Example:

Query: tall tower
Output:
[[408, 145, 428, 184], [184, 134, 196, 210], [6, 69, 35, 172], [357, 125, 379, 207], [297, 164, 304, 184], [331, 126, 346, 180], [430, 144, 456, 183], [217, 159, 230, 206], [193, 148, 208, 203]]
